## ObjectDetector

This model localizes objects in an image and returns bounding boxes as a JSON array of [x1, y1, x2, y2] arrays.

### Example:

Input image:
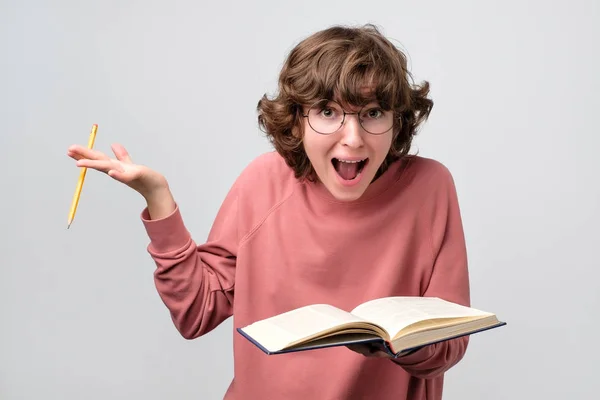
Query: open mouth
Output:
[[332, 158, 368, 181]]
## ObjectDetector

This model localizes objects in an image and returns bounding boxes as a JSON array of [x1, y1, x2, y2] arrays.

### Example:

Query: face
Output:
[[301, 99, 395, 202]]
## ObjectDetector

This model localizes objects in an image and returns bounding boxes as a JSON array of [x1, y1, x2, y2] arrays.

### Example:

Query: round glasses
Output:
[[302, 99, 395, 135]]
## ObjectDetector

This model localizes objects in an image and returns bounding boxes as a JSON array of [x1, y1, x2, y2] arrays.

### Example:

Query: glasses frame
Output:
[[301, 98, 397, 136]]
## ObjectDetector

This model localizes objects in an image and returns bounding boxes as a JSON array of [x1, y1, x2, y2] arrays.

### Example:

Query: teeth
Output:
[[336, 158, 366, 163]]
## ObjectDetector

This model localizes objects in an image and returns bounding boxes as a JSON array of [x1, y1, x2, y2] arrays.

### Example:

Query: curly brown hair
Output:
[[257, 24, 433, 181]]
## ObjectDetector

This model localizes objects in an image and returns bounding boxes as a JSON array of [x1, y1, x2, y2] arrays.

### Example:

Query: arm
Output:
[[66, 142, 239, 340], [392, 167, 471, 378], [141, 185, 239, 340]]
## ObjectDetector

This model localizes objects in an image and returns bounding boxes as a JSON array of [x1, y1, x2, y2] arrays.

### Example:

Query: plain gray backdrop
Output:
[[2, 0, 599, 399]]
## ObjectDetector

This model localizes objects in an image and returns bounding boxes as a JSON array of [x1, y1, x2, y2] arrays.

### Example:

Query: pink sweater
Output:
[[141, 151, 471, 400]]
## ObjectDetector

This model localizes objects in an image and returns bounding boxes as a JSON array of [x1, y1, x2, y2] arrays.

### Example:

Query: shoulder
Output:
[[401, 155, 457, 194], [231, 151, 299, 235], [387, 155, 459, 210], [405, 155, 454, 184], [235, 151, 298, 195], [238, 151, 294, 178]]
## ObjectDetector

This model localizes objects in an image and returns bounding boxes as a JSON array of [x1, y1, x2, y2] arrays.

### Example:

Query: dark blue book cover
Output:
[[237, 321, 505, 358]]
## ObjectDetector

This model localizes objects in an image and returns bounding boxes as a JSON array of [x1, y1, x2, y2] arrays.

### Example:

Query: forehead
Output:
[[334, 83, 382, 107], [329, 94, 381, 110]]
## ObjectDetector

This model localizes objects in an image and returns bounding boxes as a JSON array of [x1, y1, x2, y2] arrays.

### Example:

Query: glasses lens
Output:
[[359, 106, 394, 135], [307, 100, 344, 134]]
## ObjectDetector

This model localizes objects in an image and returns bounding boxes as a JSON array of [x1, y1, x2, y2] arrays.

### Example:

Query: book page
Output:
[[350, 297, 493, 338], [240, 304, 370, 353]]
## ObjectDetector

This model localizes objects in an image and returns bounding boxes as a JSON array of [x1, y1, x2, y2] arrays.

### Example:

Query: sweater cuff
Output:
[[140, 204, 191, 253]]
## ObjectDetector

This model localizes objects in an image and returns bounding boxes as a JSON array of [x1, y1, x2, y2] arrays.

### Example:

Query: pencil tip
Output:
[[67, 223, 71, 229]]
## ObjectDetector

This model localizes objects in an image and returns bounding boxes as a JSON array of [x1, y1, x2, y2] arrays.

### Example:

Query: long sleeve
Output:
[[141, 185, 239, 340], [392, 167, 471, 379]]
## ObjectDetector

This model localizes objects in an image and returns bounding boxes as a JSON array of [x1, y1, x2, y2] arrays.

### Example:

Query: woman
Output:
[[67, 24, 470, 400]]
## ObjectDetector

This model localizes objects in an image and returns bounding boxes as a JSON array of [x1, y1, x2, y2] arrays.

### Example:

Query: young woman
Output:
[[68, 24, 470, 400]]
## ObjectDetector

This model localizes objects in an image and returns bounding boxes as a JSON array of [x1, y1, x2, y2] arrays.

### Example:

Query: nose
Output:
[[339, 114, 364, 148]]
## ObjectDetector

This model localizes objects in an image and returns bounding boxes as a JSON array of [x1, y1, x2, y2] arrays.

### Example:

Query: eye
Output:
[[308, 100, 342, 121], [362, 107, 384, 119], [321, 108, 334, 117], [317, 105, 340, 119]]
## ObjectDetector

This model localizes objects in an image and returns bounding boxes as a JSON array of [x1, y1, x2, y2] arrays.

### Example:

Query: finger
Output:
[[369, 350, 391, 358], [67, 151, 85, 161], [76, 159, 123, 174], [347, 344, 390, 358], [346, 345, 372, 356], [68, 145, 110, 161], [111, 143, 133, 163], [67, 149, 95, 161]]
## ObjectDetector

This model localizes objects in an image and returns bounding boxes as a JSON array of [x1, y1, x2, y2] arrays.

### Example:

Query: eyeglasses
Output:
[[301, 99, 395, 135]]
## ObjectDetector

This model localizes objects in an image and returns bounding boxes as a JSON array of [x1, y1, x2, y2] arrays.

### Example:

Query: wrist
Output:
[[143, 185, 176, 220]]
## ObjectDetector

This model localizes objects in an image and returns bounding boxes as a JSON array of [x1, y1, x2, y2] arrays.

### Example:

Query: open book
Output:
[[237, 296, 505, 357]]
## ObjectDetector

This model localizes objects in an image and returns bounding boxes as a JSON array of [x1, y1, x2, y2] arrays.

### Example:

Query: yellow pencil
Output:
[[67, 123, 98, 228]]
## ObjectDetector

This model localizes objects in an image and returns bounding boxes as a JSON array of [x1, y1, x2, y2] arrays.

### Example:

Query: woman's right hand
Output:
[[67, 143, 176, 219]]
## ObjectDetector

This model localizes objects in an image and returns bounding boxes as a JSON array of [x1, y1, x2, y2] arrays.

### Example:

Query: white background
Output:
[[2, 0, 599, 399]]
